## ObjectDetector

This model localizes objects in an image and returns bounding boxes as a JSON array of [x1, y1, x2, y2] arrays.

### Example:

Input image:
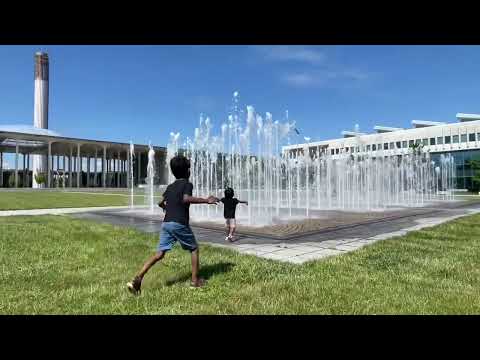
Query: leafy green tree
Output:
[[409, 143, 424, 155], [34, 171, 47, 187], [466, 157, 480, 192]]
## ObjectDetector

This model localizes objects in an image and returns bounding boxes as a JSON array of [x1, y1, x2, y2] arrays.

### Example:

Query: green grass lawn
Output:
[[0, 191, 157, 210], [1, 214, 480, 314]]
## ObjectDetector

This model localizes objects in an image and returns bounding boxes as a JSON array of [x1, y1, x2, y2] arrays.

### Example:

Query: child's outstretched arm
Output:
[[158, 199, 167, 211], [239, 200, 249, 205], [183, 194, 219, 205]]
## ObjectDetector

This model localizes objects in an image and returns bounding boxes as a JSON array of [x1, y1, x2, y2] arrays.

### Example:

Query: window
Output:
[[469, 133, 476, 142], [437, 137, 443, 145], [396, 141, 401, 149], [453, 135, 459, 143], [366, 145, 371, 151], [461, 134, 467, 143], [356, 147, 360, 152], [402, 141, 407, 148], [335, 148, 339, 154], [384, 143, 388, 150], [422, 138, 428, 146], [478, 133, 480, 141], [430, 137, 436, 145], [372, 144, 376, 151], [389, 142, 394, 149], [331, 149, 335, 155], [415, 139, 421, 145], [445, 136, 451, 144], [409, 140, 414, 147]]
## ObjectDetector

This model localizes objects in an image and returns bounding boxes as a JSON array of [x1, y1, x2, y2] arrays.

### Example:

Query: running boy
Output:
[[220, 187, 248, 242], [127, 155, 219, 294]]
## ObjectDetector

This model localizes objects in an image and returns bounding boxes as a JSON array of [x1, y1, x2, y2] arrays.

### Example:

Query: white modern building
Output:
[[283, 114, 480, 190]]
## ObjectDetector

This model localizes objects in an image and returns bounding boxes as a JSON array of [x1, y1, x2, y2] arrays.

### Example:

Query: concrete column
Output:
[[112, 154, 116, 187], [117, 151, 121, 188], [62, 155, 65, 188], [102, 146, 107, 188], [47, 142, 51, 188], [87, 156, 90, 187], [26, 154, 30, 188], [94, 149, 98, 187], [77, 143, 81, 188], [69, 147, 73, 188], [122, 157, 125, 187], [0, 152, 3, 187], [80, 157, 83, 186], [15, 144, 19, 188], [74, 157, 76, 185], [23, 153, 26, 187]]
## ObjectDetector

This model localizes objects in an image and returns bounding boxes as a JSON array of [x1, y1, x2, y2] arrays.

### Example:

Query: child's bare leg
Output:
[[228, 222, 236, 239], [137, 251, 165, 280], [191, 248, 201, 284]]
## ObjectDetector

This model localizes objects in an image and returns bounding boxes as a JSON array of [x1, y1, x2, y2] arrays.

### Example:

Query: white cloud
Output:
[[252, 46, 326, 64], [282, 69, 370, 88], [283, 73, 325, 87], [250, 46, 374, 89]]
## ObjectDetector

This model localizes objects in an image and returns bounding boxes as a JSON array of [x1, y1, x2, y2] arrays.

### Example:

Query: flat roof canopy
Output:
[[341, 130, 366, 138], [374, 125, 404, 133], [0, 131, 166, 159], [411, 120, 447, 128], [456, 113, 480, 122]]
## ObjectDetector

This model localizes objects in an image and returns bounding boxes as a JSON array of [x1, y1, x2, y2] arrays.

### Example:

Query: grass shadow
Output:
[[165, 262, 235, 286]]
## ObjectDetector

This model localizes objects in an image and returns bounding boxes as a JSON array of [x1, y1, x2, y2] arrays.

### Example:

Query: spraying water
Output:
[[145, 142, 156, 213], [166, 92, 457, 226]]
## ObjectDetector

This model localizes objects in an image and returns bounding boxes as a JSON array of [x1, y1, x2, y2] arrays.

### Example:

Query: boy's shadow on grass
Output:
[[165, 262, 235, 286]]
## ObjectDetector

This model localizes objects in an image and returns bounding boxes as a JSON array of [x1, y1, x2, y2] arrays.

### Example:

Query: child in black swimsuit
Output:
[[220, 187, 248, 242]]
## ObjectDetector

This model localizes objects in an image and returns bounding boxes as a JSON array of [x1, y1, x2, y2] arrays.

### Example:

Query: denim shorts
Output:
[[157, 222, 198, 253]]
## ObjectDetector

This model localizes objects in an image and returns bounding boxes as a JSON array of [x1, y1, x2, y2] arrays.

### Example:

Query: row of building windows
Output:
[[328, 133, 480, 155]]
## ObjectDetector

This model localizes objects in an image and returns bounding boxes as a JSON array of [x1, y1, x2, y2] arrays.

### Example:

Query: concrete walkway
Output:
[[73, 202, 480, 264], [215, 208, 480, 264], [0, 206, 129, 217]]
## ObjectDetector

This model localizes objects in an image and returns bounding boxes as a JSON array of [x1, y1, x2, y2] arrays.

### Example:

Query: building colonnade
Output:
[[0, 138, 165, 189]]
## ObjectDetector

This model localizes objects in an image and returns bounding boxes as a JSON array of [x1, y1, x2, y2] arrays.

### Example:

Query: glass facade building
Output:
[[431, 149, 480, 190]]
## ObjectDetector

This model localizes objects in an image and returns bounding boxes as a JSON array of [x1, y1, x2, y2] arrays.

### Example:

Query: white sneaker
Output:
[[225, 236, 230, 242]]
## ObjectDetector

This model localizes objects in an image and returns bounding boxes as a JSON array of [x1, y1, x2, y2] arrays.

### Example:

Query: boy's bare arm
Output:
[[158, 199, 167, 210], [239, 200, 249, 205], [183, 194, 219, 204]]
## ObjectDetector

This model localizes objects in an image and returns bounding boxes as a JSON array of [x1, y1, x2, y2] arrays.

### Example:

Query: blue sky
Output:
[[1, 45, 480, 150]]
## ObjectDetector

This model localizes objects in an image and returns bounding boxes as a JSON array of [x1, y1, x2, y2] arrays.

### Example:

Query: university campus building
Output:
[[0, 52, 167, 189], [283, 114, 480, 191]]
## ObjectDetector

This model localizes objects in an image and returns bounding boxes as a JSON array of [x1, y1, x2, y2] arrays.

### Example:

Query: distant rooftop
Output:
[[373, 125, 404, 133], [341, 130, 366, 138], [411, 120, 447, 128], [456, 113, 480, 122], [0, 124, 61, 137]]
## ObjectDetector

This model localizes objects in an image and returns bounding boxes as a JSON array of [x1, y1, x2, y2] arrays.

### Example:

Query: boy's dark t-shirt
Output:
[[221, 197, 240, 219], [162, 179, 193, 226]]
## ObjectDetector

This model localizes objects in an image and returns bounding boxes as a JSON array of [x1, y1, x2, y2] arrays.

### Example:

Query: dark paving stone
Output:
[[71, 202, 479, 246]]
